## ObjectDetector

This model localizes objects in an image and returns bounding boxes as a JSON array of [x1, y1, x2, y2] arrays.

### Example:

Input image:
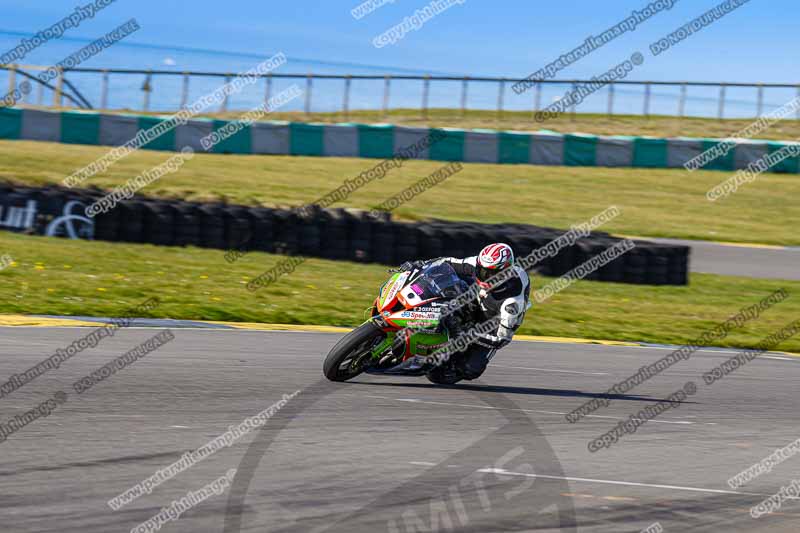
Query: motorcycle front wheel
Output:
[[323, 322, 385, 382]]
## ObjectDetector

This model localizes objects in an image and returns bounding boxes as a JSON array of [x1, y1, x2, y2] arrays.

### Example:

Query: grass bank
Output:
[[0, 232, 797, 352], [1, 140, 798, 245]]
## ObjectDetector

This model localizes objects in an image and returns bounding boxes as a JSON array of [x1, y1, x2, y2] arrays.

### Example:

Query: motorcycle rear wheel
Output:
[[426, 364, 463, 385], [323, 322, 385, 382]]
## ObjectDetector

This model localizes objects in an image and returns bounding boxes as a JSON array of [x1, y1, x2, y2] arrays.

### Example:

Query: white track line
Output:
[[478, 468, 770, 497], [490, 365, 609, 376], [371, 396, 695, 425], [619, 345, 799, 360]]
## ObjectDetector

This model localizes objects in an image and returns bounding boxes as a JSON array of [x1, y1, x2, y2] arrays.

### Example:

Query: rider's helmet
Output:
[[475, 243, 514, 289]]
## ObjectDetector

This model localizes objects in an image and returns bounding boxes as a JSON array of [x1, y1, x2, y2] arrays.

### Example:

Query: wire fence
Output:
[[3, 63, 800, 121]]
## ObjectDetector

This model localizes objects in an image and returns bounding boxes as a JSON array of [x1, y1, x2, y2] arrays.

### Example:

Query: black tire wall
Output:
[[0, 185, 690, 285]]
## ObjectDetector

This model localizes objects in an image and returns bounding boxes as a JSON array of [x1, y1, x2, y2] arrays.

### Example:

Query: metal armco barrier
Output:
[[0, 184, 689, 285], [3, 64, 799, 121]]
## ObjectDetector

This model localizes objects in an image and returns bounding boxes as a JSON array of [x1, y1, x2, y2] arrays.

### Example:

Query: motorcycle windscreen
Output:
[[400, 263, 467, 306]]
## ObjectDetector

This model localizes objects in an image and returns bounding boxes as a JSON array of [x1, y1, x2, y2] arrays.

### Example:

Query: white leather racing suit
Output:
[[414, 256, 531, 347]]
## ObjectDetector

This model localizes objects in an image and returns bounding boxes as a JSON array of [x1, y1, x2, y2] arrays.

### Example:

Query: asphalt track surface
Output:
[[649, 238, 800, 281], [1, 327, 799, 532]]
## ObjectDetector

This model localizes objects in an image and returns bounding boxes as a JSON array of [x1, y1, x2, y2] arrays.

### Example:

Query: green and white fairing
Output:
[[367, 263, 471, 360]]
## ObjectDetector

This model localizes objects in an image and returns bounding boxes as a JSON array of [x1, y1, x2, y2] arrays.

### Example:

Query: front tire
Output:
[[323, 322, 385, 382]]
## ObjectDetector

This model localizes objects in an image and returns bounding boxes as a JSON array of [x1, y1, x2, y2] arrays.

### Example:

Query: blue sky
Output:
[[1, 0, 795, 115]]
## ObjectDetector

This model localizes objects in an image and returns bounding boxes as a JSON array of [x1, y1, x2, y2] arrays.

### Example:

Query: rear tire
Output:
[[323, 322, 385, 382], [426, 364, 463, 385]]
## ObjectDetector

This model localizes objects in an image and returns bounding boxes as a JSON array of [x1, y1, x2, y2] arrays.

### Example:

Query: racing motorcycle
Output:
[[323, 262, 476, 385]]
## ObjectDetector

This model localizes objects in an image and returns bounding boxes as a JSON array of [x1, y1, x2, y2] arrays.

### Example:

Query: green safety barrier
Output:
[[0, 107, 797, 174]]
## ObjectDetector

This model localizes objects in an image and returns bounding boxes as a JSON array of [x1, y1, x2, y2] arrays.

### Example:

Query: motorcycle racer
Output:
[[398, 243, 531, 380]]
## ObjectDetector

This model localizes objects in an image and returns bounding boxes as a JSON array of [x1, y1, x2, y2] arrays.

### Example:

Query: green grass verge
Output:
[[2, 140, 799, 245], [67, 107, 800, 141], [1, 232, 797, 353]]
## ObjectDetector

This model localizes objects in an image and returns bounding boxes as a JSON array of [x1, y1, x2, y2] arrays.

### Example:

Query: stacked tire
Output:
[[173, 202, 202, 246], [117, 201, 146, 243], [198, 204, 226, 249], [321, 208, 350, 260]]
